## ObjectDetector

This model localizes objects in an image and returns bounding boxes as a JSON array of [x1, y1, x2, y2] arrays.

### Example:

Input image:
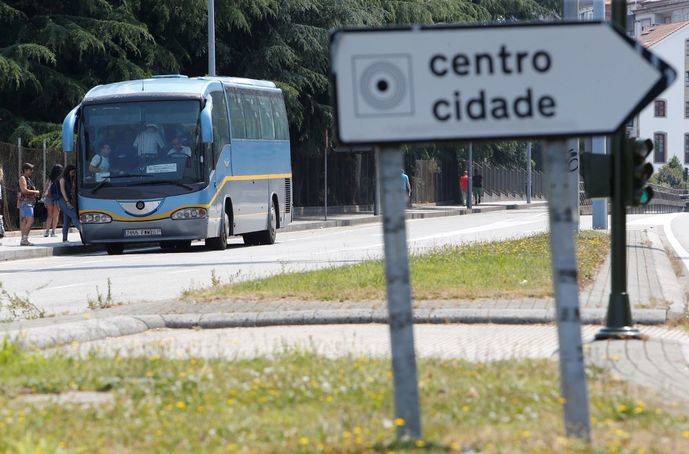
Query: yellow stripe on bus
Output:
[[80, 173, 292, 222]]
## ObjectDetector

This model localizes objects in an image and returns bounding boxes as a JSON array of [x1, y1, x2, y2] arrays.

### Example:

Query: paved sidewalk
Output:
[[0, 231, 94, 261], [581, 227, 685, 315]]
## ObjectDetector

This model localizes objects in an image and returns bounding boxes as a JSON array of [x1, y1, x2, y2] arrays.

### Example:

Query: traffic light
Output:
[[624, 138, 654, 207]]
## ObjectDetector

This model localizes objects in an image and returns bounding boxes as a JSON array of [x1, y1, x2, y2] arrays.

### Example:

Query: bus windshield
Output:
[[80, 100, 205, 188]]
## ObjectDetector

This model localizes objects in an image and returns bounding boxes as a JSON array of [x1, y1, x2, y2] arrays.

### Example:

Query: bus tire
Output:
[[206, 212, 228, 250], [251, 201, 277, 246], [106, 244, 124, 255]]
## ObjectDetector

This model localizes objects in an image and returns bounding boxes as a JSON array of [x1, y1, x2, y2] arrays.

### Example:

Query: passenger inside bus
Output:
[[88, 142, 111, 174], [82, 99, 204, 186]]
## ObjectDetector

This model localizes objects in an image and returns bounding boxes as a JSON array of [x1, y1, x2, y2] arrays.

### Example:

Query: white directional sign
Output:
[[330, 22, 675, 145]]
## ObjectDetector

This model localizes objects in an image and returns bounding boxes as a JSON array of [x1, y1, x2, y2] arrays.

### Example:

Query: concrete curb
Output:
[[647, 229, 686, 319], [2, 306, 667, 350]]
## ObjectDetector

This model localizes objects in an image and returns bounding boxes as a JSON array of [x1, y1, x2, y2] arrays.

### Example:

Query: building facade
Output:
[[636, 20, 689, 169]]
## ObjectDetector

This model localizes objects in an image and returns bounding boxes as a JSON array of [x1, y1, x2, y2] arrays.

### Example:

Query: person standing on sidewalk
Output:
[[42, 164, 63, 238], [401, 169, 412, 208], [58, 165, 80, 243], [18, 163, 40, 246], [459, 170, 469, 206], [472, 170, 483, 205]]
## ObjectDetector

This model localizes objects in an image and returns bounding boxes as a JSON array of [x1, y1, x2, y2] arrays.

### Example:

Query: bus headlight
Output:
[[80, 213, 112, 224], [171, 207, 208, 220]]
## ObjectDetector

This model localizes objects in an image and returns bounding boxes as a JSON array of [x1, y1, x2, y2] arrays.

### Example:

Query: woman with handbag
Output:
[[43, 164, 63, 237], [58, 165, 81, 243]]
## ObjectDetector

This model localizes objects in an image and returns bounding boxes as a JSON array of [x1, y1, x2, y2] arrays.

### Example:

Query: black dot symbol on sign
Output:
[[376, 79, 389, 93]]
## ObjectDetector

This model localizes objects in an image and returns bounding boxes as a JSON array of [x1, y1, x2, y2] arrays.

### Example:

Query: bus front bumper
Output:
[[81, 218, 208, 244]]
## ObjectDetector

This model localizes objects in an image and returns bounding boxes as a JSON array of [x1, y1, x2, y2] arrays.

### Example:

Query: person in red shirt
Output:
[[459, 170, 469, 206]]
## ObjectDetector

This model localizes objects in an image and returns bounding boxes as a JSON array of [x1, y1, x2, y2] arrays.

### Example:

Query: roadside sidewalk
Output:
[[581, 227, 686, 317], [0, 200, 547, 262]]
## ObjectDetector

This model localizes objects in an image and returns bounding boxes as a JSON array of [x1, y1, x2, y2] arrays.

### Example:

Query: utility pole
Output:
[[595, 0, 642, 341], [208, 0, 216, 76], [564, 0, 581, 232], [324, 128, 328, 221], [592, 0, 608, 230], [374, 150, 381, 216], [467, 143, 473, 210], [526, 142, 532, 204]]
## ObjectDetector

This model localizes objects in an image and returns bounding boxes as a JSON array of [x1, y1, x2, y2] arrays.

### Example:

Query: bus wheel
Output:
[[253, 202, 277, 246], [106, 244, 124, 255], [206, 212, 228, 250]]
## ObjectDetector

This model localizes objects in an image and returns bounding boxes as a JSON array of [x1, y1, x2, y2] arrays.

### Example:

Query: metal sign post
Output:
[[378, 145, 422, 440], [543, 140, 591, 440], [526, 142, 532, 203], [467, 143, 473, 210]]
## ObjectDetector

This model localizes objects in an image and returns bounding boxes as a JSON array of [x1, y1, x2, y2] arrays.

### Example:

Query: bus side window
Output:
[[270, 94, 289, 140], [258, 94, 275, 140], [210, 90, 230, 167], [226, 87, 247, 139], [240, 92, 261, 140]]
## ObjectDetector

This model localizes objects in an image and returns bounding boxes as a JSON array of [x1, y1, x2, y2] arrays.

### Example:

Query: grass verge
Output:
[[188, 232, 609, 302], [0, 341, 687, 452]]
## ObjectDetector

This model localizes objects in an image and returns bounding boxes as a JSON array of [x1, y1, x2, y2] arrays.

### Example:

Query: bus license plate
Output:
[[124, 228, 162, 237]]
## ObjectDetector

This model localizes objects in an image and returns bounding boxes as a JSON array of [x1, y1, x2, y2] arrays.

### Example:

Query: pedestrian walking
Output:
[[42, 164, 63, 238], [472, 170, 483, 205], [459, 170, 469, 206], [18, 163, 40, 246], [58, 165, 80, 243], [401, 169, 412, 208]]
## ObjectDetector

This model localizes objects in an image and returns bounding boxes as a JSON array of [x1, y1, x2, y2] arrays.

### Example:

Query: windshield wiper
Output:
[[91, 179, 111, 194], [128, 180, 195, 190]]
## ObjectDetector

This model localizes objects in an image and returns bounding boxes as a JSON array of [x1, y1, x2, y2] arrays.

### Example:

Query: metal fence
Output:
[[474, 163, 545, 202], [0, 141, 68, 230], [579, 181, 686, 215]]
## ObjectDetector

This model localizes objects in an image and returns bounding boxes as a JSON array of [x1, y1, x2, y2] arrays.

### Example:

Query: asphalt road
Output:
[[0, 207, 558, 316]]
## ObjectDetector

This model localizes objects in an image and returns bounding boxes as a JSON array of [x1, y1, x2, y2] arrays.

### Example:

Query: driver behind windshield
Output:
[[167, 135, 191, 158]]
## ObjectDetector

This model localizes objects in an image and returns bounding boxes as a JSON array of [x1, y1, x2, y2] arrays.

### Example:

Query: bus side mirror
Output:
[[200, 98, 214, 144], [62, 106, 80, 152]]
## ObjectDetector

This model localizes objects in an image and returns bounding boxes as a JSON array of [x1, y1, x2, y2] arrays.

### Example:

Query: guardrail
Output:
[[579, 181, 686, 215]]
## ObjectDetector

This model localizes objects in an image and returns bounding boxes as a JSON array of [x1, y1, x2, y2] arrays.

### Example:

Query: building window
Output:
[[686, 102, 689, 118], [654, 100, 667, 117], [685, 71, 689, 86], [685, 134, 689, 164], [654, 132, 667, 163], [686, 39, 689, 56]]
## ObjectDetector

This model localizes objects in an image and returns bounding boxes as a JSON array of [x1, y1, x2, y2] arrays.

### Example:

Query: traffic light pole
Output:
[[594, 0, 642, 341], [595, 130, 641, 340]]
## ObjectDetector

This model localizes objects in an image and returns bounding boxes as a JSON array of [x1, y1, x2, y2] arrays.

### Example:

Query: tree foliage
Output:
[[653, 156, 686, 189], [0, 0, 556, 158]]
